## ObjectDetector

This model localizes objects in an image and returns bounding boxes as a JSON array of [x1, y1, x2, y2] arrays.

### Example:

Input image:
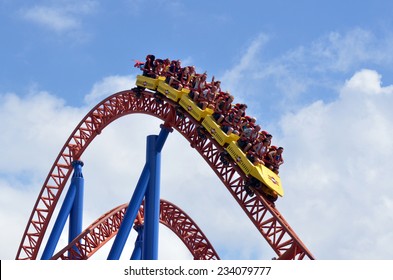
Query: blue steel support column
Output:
[[155, 125, 172, 153], [69, 160, 84, 251], [107, 163, 150, 260], [107, 126, 171, 260], [142, 135, 160, 260], [130, 225, 144, 260], [41, 179, 77, 259], [108, 127, 171, 260], [141, 125, 171, 259]]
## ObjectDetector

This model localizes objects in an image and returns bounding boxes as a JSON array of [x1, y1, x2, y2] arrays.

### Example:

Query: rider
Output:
[[265, 146, 284, 174]]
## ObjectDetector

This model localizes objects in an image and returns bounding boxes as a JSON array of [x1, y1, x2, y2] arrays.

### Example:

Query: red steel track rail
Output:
[[16, 88, 314, 260], [52, 199, 219, 260]]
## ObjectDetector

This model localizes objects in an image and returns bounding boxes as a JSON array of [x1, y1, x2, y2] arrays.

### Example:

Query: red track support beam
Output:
[[52, 200, 219, 260], [16, 89, 314, 260]]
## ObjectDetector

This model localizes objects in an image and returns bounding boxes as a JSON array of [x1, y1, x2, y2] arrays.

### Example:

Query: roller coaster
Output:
[[16, 55, 315, 260]]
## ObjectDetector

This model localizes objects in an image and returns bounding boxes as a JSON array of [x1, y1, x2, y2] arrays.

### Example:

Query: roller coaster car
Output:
[[157, 80, 190, 102], [135, 73, 283, 201], [202, 115, 240, 146], [179, 94, 214, 121], [226, 142, 284, 199], [136, 75, 161, 91]]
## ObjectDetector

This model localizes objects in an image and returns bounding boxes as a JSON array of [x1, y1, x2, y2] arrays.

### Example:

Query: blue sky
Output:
[[1, 0, 393, 260]]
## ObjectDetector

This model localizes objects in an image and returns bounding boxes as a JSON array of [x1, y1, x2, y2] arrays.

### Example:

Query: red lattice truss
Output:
[[51, 199, 219, 260], [16, 89, 314, 260]]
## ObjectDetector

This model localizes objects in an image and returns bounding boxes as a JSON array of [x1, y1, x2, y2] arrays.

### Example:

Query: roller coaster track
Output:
[[51, 199, 219, 260], [16, 88, 314, 260]]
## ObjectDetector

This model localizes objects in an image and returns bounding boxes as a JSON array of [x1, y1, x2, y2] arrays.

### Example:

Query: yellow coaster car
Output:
[[136, 75, 160, 91], [179, 95, 214, 121], [157, 80, 190, 102], [202, 115, 240, 146], [226, 142, 284, 197]]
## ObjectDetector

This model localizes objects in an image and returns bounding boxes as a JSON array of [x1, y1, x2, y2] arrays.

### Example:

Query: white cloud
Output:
[[220, 29, 393, 120], [0, 91, 83, 173], [221, 33, 269, 99], [84, 75, 135, 105], [20, 1, 97, 33], [0, 179, 38, 259], [311, 29, 393, 73], [278, 69, 393, 259], [342, 69, 393, 95], [23, 6, 79, 32]]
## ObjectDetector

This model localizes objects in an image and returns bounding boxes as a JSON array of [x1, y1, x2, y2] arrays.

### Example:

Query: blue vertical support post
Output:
[[107, 164, 150, 260], [68, 160, 84, 257], [108, 125, 171, 260], [142, 135, 160, 260], [130, 225, 144, 260], [41, 161, 84, 259], [142, 125, 171, 260], [41, 183, 76, 259]]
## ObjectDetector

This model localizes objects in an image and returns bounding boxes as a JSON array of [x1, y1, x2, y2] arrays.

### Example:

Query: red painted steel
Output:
[[137, 199, 220, 260], [52, 199, 219, 260], [16, 88, 314, 260]]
